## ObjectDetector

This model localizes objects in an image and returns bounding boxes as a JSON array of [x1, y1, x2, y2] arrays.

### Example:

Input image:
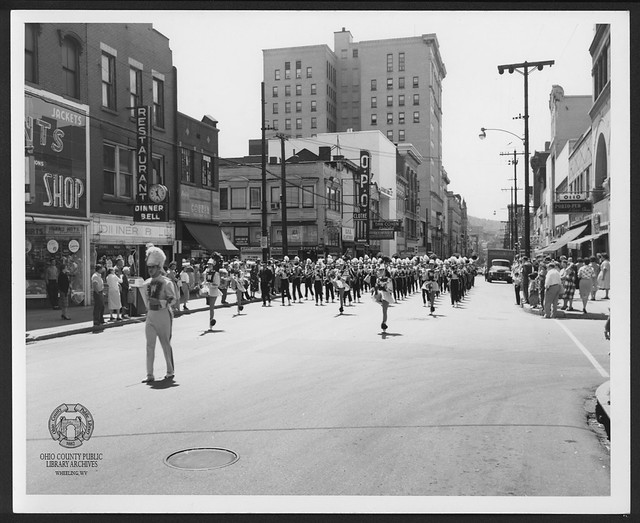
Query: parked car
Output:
[[485, 259, 513, 283]]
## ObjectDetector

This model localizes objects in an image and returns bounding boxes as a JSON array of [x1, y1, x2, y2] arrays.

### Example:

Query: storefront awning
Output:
[[537, 224, 588, 254], [184, 222, 239, 255], [567, 231, 608, 250]]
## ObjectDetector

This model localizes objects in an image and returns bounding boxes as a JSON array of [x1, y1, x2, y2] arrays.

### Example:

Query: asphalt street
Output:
[[21, 279, 611, 508]]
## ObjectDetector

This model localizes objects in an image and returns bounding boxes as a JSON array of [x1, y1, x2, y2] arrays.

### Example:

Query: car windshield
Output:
[[491, 260, 511, 268]]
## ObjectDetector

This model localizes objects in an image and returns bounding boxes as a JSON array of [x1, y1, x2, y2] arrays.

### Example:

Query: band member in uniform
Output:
[[201, 253, 222, 328], [374, 263, 394, 332], [142, 246, 176, 383]]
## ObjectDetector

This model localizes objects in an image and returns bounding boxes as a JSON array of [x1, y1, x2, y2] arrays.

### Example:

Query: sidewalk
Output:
[[519, 287, 610, 321], [25, 292, 258, 342]]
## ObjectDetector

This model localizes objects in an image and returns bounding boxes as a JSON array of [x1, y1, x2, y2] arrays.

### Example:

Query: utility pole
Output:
[[497, 59, 554, 258], [276, 133, 288, 258], [500, 149, 524, 253], [260, 82, 269, 262]]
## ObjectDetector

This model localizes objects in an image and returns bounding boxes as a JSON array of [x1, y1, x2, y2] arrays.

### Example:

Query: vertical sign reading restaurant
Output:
[[354, 150, 371, 245], [135, 106, 151, 203]]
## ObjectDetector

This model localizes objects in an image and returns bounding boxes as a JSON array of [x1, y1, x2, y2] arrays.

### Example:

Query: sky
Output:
[[14, 8, 629, 221], [147, 9, 626, 222]]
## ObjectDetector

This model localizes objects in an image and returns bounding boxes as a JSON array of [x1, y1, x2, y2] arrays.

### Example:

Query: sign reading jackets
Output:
[[133, 106, 167, 222], [24, 90, 88, 217], [354, 150, 370, 244]]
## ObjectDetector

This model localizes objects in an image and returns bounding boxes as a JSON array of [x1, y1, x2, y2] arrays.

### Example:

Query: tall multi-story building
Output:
[[263, 28, 449, 256]]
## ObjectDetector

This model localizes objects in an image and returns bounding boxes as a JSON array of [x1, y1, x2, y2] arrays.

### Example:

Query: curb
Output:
[[26, 297, 264, 343], [519, 304, 607, 321]]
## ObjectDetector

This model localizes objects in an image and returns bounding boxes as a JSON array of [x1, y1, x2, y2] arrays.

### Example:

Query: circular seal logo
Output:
[[47, 239, 59, 254], [49, 404, 94, 448], [68, 239, 80, 253]]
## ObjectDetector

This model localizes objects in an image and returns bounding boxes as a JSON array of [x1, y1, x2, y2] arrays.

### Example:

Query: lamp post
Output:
[[496, 59, 554, 258]]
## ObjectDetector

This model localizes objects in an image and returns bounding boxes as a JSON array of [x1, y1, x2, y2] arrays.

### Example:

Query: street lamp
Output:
[[496, 59, 554, 258]]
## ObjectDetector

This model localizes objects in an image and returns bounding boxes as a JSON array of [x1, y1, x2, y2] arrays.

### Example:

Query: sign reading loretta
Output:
[[355, 150, 371, 244]]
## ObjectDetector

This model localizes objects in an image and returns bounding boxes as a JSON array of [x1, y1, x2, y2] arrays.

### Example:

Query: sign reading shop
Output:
[[24, 90, 88, 218], [133, 106, 168, 222]]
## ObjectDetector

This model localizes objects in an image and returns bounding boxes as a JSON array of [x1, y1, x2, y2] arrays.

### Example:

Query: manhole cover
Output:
[[165, 447, 239, 471]]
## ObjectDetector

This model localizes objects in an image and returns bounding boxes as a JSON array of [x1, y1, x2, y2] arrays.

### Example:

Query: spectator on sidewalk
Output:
[[597, 253, 610, 300], [179, 263, 191, 311], [91, 264, 105, 329], [560, 260, 577, 311], [57, 264, 71, 320], [119, 265, 130, 319], [543, 261, 562, 319], [258, 261, 274, 306], [45, 258, 60, 310], [520, 256, 533, 304], [106, 267, 123, 321], [512, 257, 523, 306], [578, 258, 596, 314], [589, 255, 600, 300]]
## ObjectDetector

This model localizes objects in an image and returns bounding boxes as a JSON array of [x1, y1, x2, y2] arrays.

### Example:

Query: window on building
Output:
[[285, 85, 291, 96], [371, 79, 377, 91], [399, 129, 405, 141], [296, 84, 302, 96], [272, 86, 278, 97], [285, 119, 291, 130], [284, 61, 291, 79], [398, 112, 405, 124], [341, 49, 347, 59], [180, 148, 194, 183], [296, 101, 302, 113], [387, 78, 393, 89], [272, 119, 278, 130], [202, 155, 213, 187], [101, 52, 116, 109], [302, 185, 314, 207], [249, 187, 261, 209], [593, 41, 610, 99], [151, 155, 164, 185], [353, 49, 359, 58], [311, 100, 317, 112], [413, 94, 420, 105], [311, 117, 317, 129], [296, 60, 301, 79], [296, 118, 302, 129], [153, 77, 164, 128], [230, 187, 246, 209], [398, 77, 405, 89], [25, 24, 38, 83], [387, 130, 393, 141], [219, 187, 228, 210], [307, 66, 312, 78], [413, 111, 420, 123], [129, 67, 142, 117], [286, 186, 299, 208], [413, 76, 419, 88], [371, 114, 377, 126], [62, 36, 80, 99], [311, 83, 317, 95], [371, 96, 377, 108], [387, 95, 393, 107], [103, 143, 133, 199], [387, 112, 393, 125], [275, 69, 280, 81], [271, 186, 281, 207], [399, 94, 405, 106], [387, 53, 393, 72], [285, 101, 291, 113], [273, 102, 278, 114], [399, 52, 405, 71]]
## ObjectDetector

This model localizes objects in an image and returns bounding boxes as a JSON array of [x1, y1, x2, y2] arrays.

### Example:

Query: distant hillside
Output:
[[467, 215, 503, 235]]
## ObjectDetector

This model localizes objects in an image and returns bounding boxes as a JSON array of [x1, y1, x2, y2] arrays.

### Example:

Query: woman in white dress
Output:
[[106, 267, 123, 321]]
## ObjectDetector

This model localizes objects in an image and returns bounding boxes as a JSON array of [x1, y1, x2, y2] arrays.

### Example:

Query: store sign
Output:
[[557, 192, 588, 201], [135, 106, 152, 203], [92, 217, 174, 244], [355, 150, 370, 244], [178, 184, 214, 221], [372, 219, 403, 231], [134, 202, 167, 222], [369, 229, 395, 240], [342, 227, 355, 242], [25, 91, 88, 217], [553, 201, 593, 213]]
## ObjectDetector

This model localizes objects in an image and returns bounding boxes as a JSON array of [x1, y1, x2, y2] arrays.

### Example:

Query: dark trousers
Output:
[[514, 284, 521, 305], [304, 278, 314, 298], [291, 277, 302, 301], [325, 282, 334, 301], [47, 280, 59, 308], [314, 280, 324, 303], [260, 282, 271, 304], [93, 291, 104, 326]]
